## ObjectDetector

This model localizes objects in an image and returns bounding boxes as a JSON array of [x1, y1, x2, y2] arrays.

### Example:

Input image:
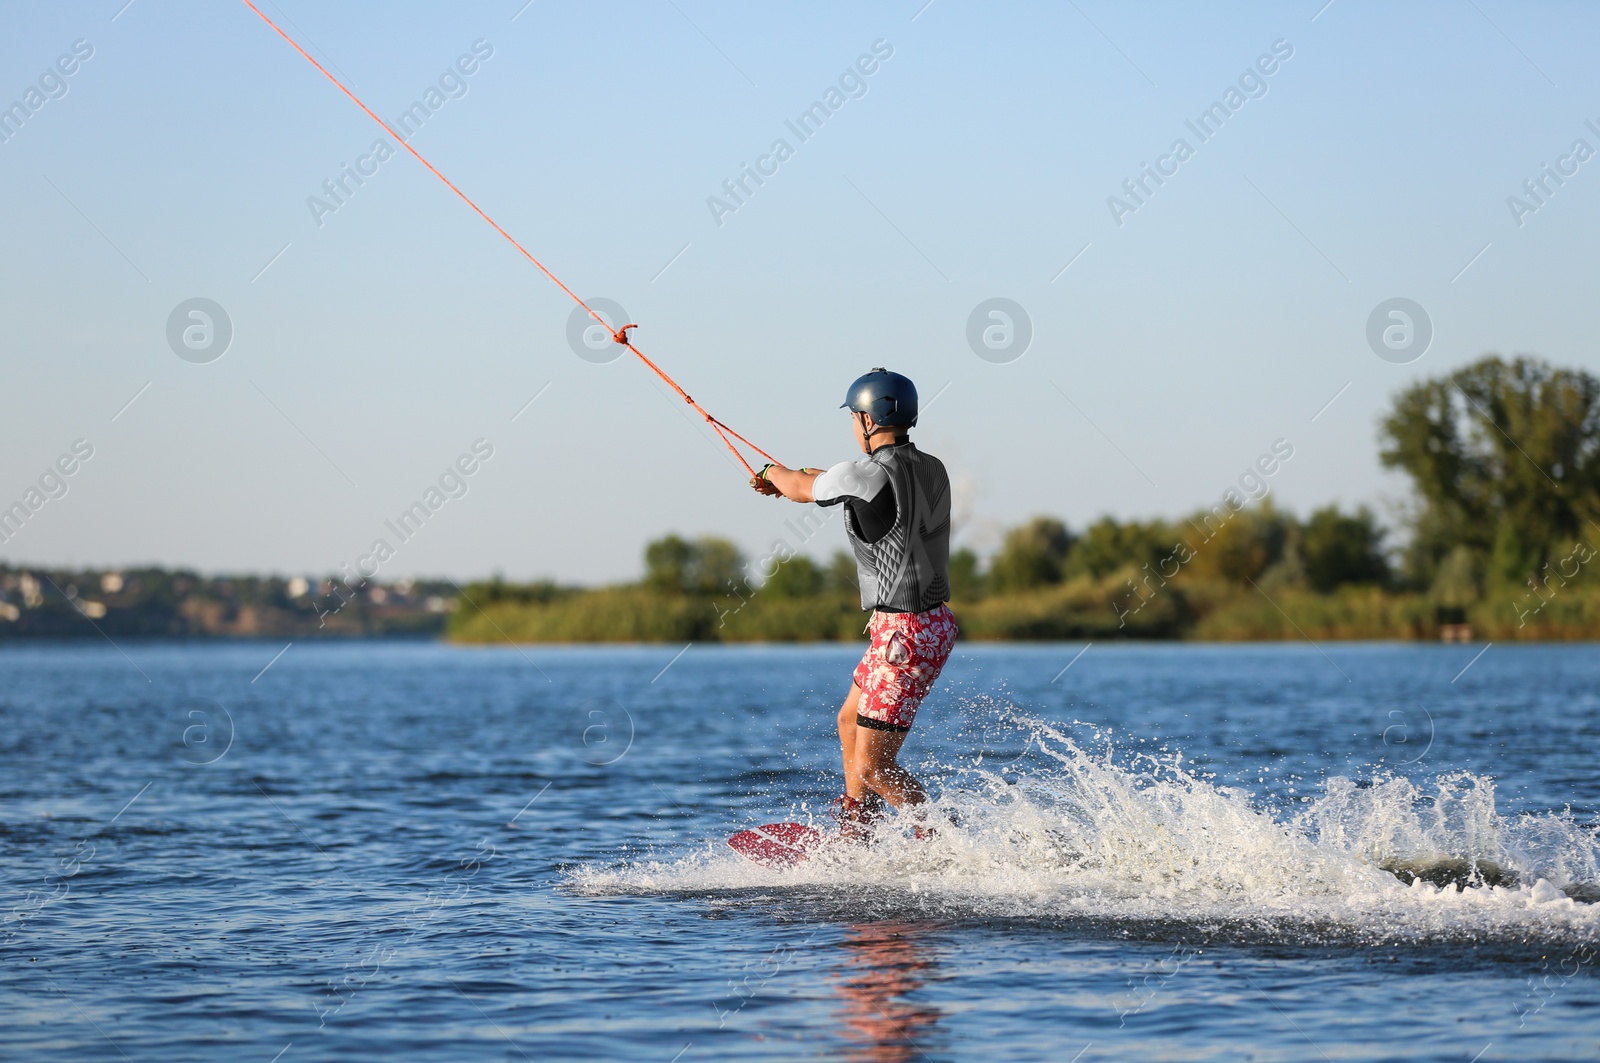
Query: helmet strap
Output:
[[856, 411, 908, 454], [858, 411, 886, 454]]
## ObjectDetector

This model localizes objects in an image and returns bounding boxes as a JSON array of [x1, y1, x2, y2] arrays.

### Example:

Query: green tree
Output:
[[691, 537, 748, 597], [1063, 516, 1174, 579], [643, 535, 749, 596], [1380, 355, 1600, 585], [644, 534, 696, 594], [988, 517, 1073, 594], [762, 555, 824, 598], [1300, 505, 1389, 592], [1431, 544, 1481, 608], [948, 547, 984, 600], [1186, 503, 1291, 584]]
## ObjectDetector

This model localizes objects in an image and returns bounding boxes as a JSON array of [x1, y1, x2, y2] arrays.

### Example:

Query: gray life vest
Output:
[[844, 442, 951, 613]]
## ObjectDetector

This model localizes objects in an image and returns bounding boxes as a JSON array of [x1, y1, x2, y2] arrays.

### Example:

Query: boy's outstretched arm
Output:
[[750, 464, 819, 502]]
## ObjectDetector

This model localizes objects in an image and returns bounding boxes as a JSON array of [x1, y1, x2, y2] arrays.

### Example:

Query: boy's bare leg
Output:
[[852, 726, 927, 809], [836, 684, 866, 799]]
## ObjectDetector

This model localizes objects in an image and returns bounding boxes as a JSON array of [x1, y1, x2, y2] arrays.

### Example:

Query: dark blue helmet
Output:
[[841, 368, 918, 427]]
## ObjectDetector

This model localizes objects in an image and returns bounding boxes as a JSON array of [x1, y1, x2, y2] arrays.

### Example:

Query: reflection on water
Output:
[[832, 921, 943, 1062]]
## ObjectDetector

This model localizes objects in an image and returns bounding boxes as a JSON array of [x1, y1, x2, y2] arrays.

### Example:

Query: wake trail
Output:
[[570, 704, 1600, 945]]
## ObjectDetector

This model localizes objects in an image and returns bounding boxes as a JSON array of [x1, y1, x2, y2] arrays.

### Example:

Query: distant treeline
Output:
[[9, 355, 1597, 644], [450, 355, 1600, 643], [0, 566, 457, 639]]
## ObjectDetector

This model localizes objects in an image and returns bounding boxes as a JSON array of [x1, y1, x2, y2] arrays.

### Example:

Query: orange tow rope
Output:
[[239, 0, 779, 477]]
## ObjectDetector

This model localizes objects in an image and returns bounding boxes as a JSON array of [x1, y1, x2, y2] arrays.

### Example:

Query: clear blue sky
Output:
[[3, 0, 1597, 584]]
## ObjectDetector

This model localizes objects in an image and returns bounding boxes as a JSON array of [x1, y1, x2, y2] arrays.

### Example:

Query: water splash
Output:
[[571, 708, 1600, 944]]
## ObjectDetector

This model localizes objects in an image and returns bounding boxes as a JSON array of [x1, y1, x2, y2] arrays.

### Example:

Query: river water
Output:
[[2, 640, 1597, 1061]]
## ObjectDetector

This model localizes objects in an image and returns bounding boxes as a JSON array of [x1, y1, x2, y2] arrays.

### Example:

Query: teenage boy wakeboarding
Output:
[[751, 369, 957, 839]]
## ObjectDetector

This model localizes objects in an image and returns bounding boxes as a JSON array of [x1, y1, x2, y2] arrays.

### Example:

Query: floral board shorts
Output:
[[852, 604, 959, 732]]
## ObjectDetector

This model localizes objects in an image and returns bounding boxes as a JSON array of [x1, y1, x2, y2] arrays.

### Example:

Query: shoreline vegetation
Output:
[[443, 544, 1600, 645], [450, 354, 1600, 645]]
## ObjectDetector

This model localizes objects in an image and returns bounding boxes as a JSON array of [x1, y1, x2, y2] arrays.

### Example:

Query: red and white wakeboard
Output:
[[727, 822, 826, 867]]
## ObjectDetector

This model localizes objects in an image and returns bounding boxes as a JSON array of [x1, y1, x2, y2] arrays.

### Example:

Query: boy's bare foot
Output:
[[833, 792, 885, 842]]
